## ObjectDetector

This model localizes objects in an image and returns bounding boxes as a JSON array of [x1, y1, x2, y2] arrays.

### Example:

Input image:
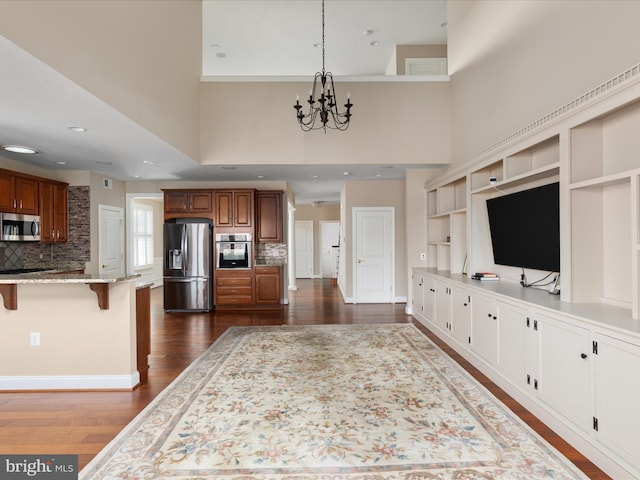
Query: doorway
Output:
[[295, 220, 314, 278], [320, 221, 340, 279], [352, 207, 394, 303], [98, 204, 124, 276]]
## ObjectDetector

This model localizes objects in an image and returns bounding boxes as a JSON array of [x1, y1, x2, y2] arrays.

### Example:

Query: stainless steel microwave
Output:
[[0, 213, 41, 241]]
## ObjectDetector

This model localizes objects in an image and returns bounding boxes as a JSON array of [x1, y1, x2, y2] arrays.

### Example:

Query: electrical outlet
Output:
[[30, 332, 40, 347], [419, 252, 426, 261]]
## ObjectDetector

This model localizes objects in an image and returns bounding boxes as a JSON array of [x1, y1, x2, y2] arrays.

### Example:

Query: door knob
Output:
[[357, 259, 362, 263]]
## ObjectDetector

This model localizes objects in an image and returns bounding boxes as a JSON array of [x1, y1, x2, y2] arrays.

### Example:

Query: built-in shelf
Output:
[[427, 176, 468, 273]]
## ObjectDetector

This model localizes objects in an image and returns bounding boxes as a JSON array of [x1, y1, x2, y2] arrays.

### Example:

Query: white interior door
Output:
[[320, 221, 340, 278], [99, 204, 124, 276], [295, 220, 314, 278], [353, 208, 394, 303]]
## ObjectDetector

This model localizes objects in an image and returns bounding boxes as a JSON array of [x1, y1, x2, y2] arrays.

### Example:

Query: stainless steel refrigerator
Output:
[[163, 221, 213, 311]]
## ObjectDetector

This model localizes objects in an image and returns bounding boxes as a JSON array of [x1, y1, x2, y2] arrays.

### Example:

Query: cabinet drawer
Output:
[[216, 295, 252, 305], [216, 286, 252, 296], [216, 276, 252, 286], [255, 266, 280, 274]]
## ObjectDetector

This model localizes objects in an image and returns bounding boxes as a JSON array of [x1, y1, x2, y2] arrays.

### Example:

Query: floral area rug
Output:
[[80, 324, 588, 479]]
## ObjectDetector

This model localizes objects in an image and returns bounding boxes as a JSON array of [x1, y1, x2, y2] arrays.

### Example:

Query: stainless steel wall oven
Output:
[[215, 233, 252, 269]]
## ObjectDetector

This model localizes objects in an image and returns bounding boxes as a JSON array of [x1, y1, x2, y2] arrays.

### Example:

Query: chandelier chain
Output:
[[293, 0, 353, 132], [321, 0, 325, 73]]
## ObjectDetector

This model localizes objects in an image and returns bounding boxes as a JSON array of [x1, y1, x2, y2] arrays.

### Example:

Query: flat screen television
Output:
[[486, 182, 560, 272]]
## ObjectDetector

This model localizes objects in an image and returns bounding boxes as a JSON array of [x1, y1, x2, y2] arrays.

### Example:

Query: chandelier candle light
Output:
[[294, 0, 353, 132]]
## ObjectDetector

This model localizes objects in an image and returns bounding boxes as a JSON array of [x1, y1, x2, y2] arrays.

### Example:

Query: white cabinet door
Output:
[[451, 287, 471, 347], [594, 333, 640, 469], [435, 280, 451, 333], [470, 293, 497, 365], [423, 276, 436, 323], [497, 302, 529, 388], [538, 314, 590, 430], [412, 273, 425, 321]]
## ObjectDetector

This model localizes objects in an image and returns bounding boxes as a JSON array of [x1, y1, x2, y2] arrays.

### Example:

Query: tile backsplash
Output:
[[0, 185, 91, 270], [256, 243, 287, 259]]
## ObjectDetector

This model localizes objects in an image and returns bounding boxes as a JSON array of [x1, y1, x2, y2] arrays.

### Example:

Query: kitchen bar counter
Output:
[[0, 272, 139, 310], [0, 273, 146, 390]]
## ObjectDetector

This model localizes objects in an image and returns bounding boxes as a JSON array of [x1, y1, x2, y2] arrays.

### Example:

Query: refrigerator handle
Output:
[[181, 224, 188, 276]]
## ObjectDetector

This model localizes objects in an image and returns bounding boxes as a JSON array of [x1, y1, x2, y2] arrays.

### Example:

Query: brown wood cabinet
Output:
[[256, 191, 283, 243], [0, 170, 39, 214], [214, 190, 253, 228], [163, 190, 213, 219], [39, 180, 68, 243], [214, 269, 253, 305], [254, 266, 281, 305], [136, 285, 151, 385]]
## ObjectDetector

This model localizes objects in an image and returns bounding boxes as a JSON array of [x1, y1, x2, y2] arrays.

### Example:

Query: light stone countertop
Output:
[[0, 271, 140, 284]]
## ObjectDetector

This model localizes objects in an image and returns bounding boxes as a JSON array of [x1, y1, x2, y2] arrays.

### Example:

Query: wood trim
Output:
[[0, 284, 17, 310], [88, 284, 109, 310]]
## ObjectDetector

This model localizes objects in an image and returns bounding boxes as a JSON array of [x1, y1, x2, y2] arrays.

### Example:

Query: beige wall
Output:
[[341, 180, 406, 301], [0, 0, 202, 161], [200, 81, 452, 166], [447, 0, 640, 165], [295, 204, 340, 276], [0, 281, 137, 384]]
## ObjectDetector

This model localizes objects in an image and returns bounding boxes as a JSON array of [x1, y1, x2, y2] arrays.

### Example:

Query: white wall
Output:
[[0, 0, 201, 161], [448, 0, 640, 165]]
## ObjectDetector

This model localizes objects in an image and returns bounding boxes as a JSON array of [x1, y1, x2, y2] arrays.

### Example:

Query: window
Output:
[[133, 204, 154, 269]]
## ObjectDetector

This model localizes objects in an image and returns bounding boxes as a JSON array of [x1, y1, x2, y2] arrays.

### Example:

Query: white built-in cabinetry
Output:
[[411, 272, 640, 479], [412, 66, 640, 479], [427, 177, 467, 273]]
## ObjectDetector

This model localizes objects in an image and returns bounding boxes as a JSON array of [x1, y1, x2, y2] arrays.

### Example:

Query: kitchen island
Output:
[[0, 271, 150, 391]]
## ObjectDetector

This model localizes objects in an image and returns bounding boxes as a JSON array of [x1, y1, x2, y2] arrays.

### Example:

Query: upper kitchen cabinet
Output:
[[163, 190, 213, 220], [255, 191, 283, 243], [0, 169, 39, 215], [39, 180, 68, 243], [214, 190, 253, 229]]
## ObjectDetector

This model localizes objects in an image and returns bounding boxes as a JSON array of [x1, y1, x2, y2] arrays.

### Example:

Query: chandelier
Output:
[[293, 0, 353, 132]]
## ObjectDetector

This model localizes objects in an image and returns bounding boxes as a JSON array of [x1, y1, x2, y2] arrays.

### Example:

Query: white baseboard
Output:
[[0, 373, 140, 391]]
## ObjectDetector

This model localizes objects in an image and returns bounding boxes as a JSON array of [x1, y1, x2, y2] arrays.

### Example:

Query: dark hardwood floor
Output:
[[0, 279, 610, 478]]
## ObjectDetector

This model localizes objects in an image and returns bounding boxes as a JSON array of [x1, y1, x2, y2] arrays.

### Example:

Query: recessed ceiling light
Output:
[[363, 29, 373, 36], [55, 161, 67, 165], [312, 175, 319, 178], [68, 126, 87, 132], [257, 175, 264, 179], [143, 160, 155, 165], [313, 43, 321, 49], [441, 21, 448, 28], [211, 43, 221, 49], [2, 145, 39, 154], [216, 52, 227, 58], [370, 41, 379, 47], [343, 172, 351, 176]]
